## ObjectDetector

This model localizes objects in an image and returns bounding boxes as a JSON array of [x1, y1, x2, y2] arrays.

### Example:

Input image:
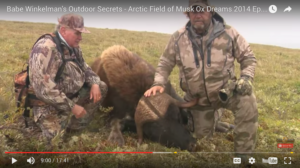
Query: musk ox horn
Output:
[[135, 92, 197, 151]]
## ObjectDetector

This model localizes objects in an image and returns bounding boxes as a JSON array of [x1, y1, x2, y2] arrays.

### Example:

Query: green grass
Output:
[[0, 20, 300, 167]]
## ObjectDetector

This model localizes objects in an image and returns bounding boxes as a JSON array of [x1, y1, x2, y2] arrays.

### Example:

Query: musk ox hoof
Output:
[[137, 138, 143, 145], [108, 130, 125, 147]]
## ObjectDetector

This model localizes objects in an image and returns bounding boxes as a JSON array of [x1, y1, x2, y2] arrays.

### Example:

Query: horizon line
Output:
[[1, 19, 299, 50]]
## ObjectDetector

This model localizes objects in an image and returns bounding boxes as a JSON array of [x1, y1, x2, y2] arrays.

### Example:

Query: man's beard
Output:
[[193, 22, 209, 34], [193, 24, 205, 31]]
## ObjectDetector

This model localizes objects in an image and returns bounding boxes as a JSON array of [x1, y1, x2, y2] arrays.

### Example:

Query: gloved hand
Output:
[[235, 75, 253, 96]]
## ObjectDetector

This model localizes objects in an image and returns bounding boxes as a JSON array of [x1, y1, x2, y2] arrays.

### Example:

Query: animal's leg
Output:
[[136, 122, 143, 145], [106, 94, 133, 146], [107, 118, 125, 147]]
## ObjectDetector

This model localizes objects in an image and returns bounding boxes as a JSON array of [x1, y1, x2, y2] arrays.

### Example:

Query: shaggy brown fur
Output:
[[91, 45, 159, 146], [91, 45, 190, 147], [91, 45, 155, 107]]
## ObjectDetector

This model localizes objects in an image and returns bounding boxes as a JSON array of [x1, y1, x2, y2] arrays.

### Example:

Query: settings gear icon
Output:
[[249, 157, 255, 164]]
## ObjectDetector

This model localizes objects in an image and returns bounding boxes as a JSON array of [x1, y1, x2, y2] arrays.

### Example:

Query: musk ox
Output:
[[91, 45, 196, 149], [135, 92, 198, 151]]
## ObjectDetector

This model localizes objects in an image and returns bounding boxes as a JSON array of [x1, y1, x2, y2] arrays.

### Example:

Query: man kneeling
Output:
[[27, 13, 107, 147]]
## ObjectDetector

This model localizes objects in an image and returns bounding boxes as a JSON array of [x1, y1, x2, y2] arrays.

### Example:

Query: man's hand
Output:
[[236, 76, 253, 96], [90, 84, 102, 103], [144, 86, 164, 97], [72, 104, 87, 119]]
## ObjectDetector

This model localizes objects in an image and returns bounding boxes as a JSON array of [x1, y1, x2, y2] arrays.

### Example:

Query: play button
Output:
[[12, 157, 17, 164]]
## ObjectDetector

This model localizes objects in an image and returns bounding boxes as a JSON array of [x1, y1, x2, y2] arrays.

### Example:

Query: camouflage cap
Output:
[[58, 13, 90, 33], [189, 0, 210, 7]]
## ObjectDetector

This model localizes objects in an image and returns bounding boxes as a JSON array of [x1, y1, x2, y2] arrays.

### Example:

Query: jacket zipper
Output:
[[207, 46, 211, 67], [206, 29, 225, 67], [199, 37, 211, 105]]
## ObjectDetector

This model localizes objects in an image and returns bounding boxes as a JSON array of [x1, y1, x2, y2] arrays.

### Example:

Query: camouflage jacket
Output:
[[28, 31, 101, 112], [153, 13, 256, 106]]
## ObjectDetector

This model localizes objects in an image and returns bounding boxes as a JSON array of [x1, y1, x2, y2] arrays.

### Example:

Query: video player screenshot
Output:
[[0, 0, 299, 167]]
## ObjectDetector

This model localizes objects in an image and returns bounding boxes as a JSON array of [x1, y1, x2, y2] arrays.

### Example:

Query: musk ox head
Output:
[[135, 92, 197, 152]]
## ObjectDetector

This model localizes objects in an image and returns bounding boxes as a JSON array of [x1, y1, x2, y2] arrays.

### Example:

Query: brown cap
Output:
[[58, 13, 90, 33], [189, 0, 210, 7]]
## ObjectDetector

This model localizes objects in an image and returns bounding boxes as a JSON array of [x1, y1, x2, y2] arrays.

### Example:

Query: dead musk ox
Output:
[[91, 45, 195, 150], [135, 92, 198, 151]]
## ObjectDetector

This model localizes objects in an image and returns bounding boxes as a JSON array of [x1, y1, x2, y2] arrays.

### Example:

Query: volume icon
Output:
[[27, 157, 35, 164]]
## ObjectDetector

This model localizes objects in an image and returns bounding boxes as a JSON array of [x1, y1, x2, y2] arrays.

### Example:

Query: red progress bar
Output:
[[5, 152, 153, 154]]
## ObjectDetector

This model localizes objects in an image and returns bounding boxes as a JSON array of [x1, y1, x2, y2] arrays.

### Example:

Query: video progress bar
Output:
[[153, 152, 295, 154], [5, 152, 295, 154]]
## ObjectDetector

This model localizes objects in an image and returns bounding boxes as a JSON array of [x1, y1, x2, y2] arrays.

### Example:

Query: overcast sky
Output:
[[1, 0, 299, 49]]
